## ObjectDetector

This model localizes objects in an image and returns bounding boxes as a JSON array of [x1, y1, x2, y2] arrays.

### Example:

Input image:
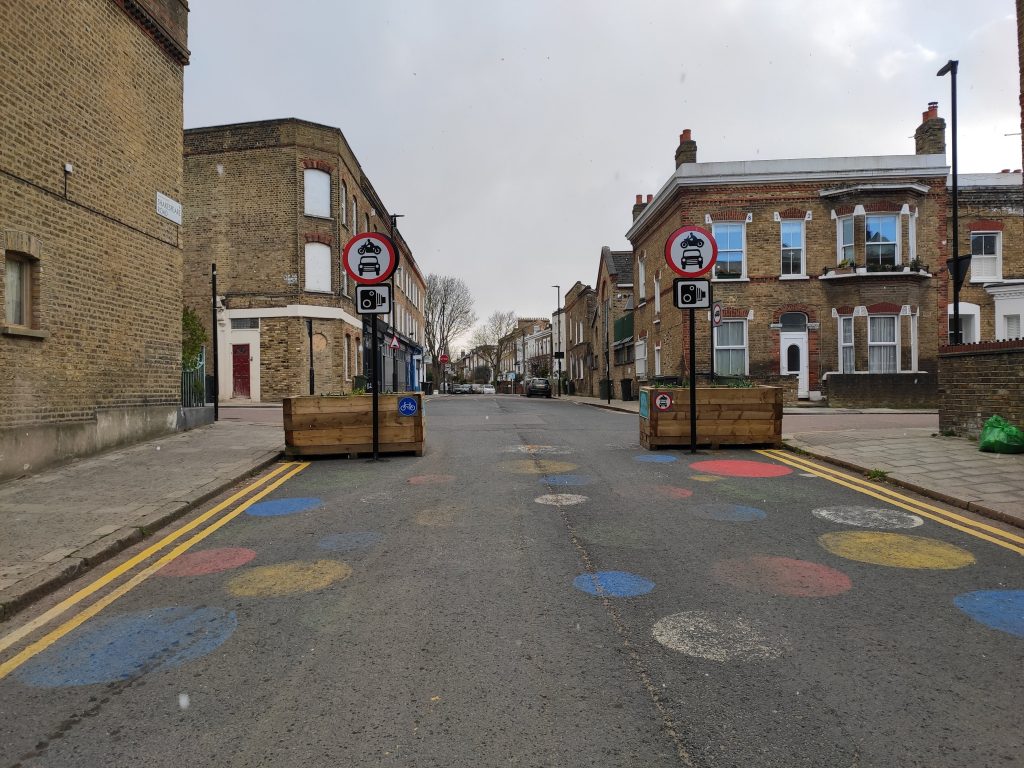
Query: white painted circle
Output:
[[652, 610, 789, 662], [812, 506, 923, 529], [534, 494, 588, 506], [504, 445, 572, 455]]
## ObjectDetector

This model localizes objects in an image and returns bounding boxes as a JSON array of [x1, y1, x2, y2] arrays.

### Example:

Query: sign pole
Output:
[[689, 308, 697, 454], [211, 263, 218, 422], [371, 318, 379, 460]]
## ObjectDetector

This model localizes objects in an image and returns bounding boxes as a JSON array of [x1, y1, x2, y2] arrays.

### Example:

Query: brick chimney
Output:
[[632, 194, 647, 221], [675, 129, 697, 166], [914, 102, 946, 155]]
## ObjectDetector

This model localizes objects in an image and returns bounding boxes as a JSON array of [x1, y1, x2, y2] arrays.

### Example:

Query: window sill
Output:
[[653, 317, 660, 324], [304, 289, 334, 295], [304, 213, 333, 221], [779, 275, 810, 281], [712, 277, 750, 283], [2, 325, 49, 340]]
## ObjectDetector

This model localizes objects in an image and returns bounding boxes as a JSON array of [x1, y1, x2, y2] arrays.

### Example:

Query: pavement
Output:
[[1, 396, 1021, 623]]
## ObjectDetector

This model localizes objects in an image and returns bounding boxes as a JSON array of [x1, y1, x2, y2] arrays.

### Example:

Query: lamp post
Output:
[[551, 285, 561, 396], [389, 214, 404, 391], [937, 59, 962, 344]]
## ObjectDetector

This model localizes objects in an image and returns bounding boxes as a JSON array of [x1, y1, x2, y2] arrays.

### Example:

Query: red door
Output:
[[232, 344, 251, 398]]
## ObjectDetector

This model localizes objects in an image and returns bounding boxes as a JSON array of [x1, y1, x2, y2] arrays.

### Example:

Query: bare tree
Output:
[[424, 274, 476, 384], [470, 311, 518, 385]]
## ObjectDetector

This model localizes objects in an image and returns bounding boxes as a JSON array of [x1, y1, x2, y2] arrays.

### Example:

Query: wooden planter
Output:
[[639, 386, 782, 449], [283, 394, 425, 457]]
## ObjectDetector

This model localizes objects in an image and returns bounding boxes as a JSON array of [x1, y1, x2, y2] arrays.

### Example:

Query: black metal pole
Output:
[[605, 301, 611, 404], [211, 263, 218, 422], [372, 317, 380, 460], [307, 318, 314, 395], [689, 308, 697, 454], [950, 64, 961, 344]]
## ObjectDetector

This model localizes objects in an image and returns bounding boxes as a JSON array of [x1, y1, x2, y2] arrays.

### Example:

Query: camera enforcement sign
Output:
[[673, 279, 711, 309], [343, 232, 399, 285], [664, 225, 717, 279], [356, 284, 392, 315]]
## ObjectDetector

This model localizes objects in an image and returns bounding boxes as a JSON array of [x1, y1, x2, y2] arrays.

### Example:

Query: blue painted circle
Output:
[[953, 590, 1024, 638], [247, 497, 321, 517], [398, 396, 418, 416], [318, 531, 383, 552], [695, 505, 767, 522], [16, 606, 237, 688], [541, 474, 592, 486], [634, 454, 678, 463], [573, 571, 656, 597]]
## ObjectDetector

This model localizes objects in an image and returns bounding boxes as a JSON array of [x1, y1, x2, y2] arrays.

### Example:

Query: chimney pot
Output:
[[646, 194, 653, 203], [1001, 168, 1011, 173], [680, 129, 692, 142], [635, 194, 643, 204]]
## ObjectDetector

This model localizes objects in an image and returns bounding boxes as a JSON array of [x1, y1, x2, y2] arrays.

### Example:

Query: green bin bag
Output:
[[978, 415, 1024, 454]]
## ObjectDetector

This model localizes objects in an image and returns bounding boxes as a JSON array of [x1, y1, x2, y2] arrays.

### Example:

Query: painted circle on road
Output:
[[541, 474, 592, 486], [812, 506, 923, 529], [15, 606, 237, 688], [656, 486, 694, 500], [415, 505, 458, 527], [690, 474, 723, 483], [818, 532, 975, 570], [953, 590, 1024, 638], [573, 571, 655, 598], [501, 459, 578, 475], [689, 460, 792, 478], [317, 532, 383, 553], [158, 547, 257, 577], [634, 454, 678, 463], [652, 610, 789, 662], [713, 556, 852, 597], [246, 497, 322, 517], [506, 445, 572, 455], [408, 474, 456, 485], [535, 493, 588, 506], [690, 504, 767, 522], [226, 560, 352, 597]]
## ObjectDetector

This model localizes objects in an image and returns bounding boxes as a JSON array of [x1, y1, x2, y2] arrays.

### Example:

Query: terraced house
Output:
[[625, 106, 986, 407], [182, 119, 427, 402], [1, 0, 190, 480]]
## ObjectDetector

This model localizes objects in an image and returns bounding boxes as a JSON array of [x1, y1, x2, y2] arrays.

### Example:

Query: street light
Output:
[[937, 59, 963, 344], [551, 285, 561, 396]]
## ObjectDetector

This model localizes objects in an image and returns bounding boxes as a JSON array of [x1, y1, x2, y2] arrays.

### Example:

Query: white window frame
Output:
[[780, 220, 805, 278], [303, 169, 331, 218], [304, 242, 332, 293], [637, 257, 646, 305], [712, 222, 746, 280], [867, 315, 899, 373], [653, 276, 661, 315], [341, 181, 348, 227], [865, 214, 900, 268], [1002, 313, 1021, 340], [654, 343, 662, 376], [947, 302, 980, 345], [635, 339, 647, 380], [969, 231, 1002, 283], [4, 254, 32, 327], [839, 316, 855, 373], [837, 215, 855, 265], [714, 319, 748, 376]]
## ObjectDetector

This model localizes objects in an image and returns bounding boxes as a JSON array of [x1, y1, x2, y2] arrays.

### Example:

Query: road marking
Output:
[[0, 461, 299, 656], [225, 560, 351, 597], [0, 462, 310, 681], [758, 450, 1024, 556], [819, 531, 976, 570], [652, 610, 789, 662]]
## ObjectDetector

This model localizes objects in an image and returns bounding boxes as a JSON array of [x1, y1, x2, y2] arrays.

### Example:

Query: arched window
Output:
[[780, 312, 807, 332]]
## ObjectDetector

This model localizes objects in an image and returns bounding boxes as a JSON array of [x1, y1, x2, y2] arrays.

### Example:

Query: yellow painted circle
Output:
[[818, 532, 975, 570], [690, 474, 723, 483], [226, 560, 352, 597], [500, 459, 578, 475], [415, 506, 457, 527]]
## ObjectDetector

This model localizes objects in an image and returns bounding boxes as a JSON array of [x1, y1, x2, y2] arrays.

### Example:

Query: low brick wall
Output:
[[938, 340, 1024, 438], [824, 373, 938, 408]]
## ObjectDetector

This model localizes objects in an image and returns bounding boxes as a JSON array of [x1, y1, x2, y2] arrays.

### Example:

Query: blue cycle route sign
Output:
[[398, 396, 418, 417]]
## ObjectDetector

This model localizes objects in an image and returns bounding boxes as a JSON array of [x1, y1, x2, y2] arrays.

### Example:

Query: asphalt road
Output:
[[1, 396, 1021, 767]]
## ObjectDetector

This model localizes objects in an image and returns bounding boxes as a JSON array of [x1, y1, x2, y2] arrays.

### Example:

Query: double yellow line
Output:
[[0, 460, 310, 681], [758, 449, 1024, 556]]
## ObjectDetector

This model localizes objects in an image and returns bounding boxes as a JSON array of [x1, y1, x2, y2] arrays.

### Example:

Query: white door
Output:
[[780, 332, 808, 398]]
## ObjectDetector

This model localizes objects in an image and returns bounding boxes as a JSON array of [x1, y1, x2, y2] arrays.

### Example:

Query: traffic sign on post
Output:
[[674, 279, 711, 309], [712, 301, 723, 328], [665, 225, 717, 279], [654, 392, 673, 411], [343, 232, 399, 285], [439, 353, 450, 364], [355, 284, 392, 315]]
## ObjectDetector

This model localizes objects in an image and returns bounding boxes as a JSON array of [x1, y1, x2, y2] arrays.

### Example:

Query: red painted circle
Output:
[[664, 225, 718, 278], [657, 485, 694, 500], [158, 547, 257, 578], [407, 474, 456, 485], [713, 555, 852, 597], [342, 232, 399, 285], [689, 459, 792, 478]]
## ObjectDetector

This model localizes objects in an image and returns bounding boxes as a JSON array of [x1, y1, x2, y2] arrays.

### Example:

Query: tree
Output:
[[181, 306, 208, 371], [423, 274, 476, 383], [470, 311, 518, 385]]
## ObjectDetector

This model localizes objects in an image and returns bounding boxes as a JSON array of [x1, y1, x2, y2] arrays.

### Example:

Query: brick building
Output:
[[563, 283, 598, 396], [1, 0, 190, 480], [595, 245, 636, 400], [626, 109, 956, 407], [182, 119, 426, 403]]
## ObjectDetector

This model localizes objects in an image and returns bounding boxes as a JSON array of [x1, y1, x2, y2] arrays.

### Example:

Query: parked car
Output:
[[482, 384, 496, 394], [453, 383, 473, 394], [525, 377, 552, 398]]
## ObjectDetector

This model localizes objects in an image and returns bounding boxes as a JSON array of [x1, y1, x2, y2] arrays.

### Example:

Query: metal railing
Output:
[[181, 347, 207, 408]]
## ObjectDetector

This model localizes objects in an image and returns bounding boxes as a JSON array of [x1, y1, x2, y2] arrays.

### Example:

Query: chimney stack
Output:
[[675, 129, 697, 167], [914, 102, 946, 156], [632, 194, 647, 221]]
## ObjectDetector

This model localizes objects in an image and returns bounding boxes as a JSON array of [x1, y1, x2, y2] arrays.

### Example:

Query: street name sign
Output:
[[665, 225, 717, 278], [343, 232, 399, 285]]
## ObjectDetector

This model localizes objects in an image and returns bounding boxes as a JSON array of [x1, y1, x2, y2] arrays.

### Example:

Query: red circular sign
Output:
[[654, 392, 673, 411], [665, 225, 717, 278], [439, 353, 450, 364], [343, 232, 399, 285]]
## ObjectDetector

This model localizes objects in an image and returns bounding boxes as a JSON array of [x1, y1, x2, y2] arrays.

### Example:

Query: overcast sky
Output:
[[184, 1, 1020, 338]]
